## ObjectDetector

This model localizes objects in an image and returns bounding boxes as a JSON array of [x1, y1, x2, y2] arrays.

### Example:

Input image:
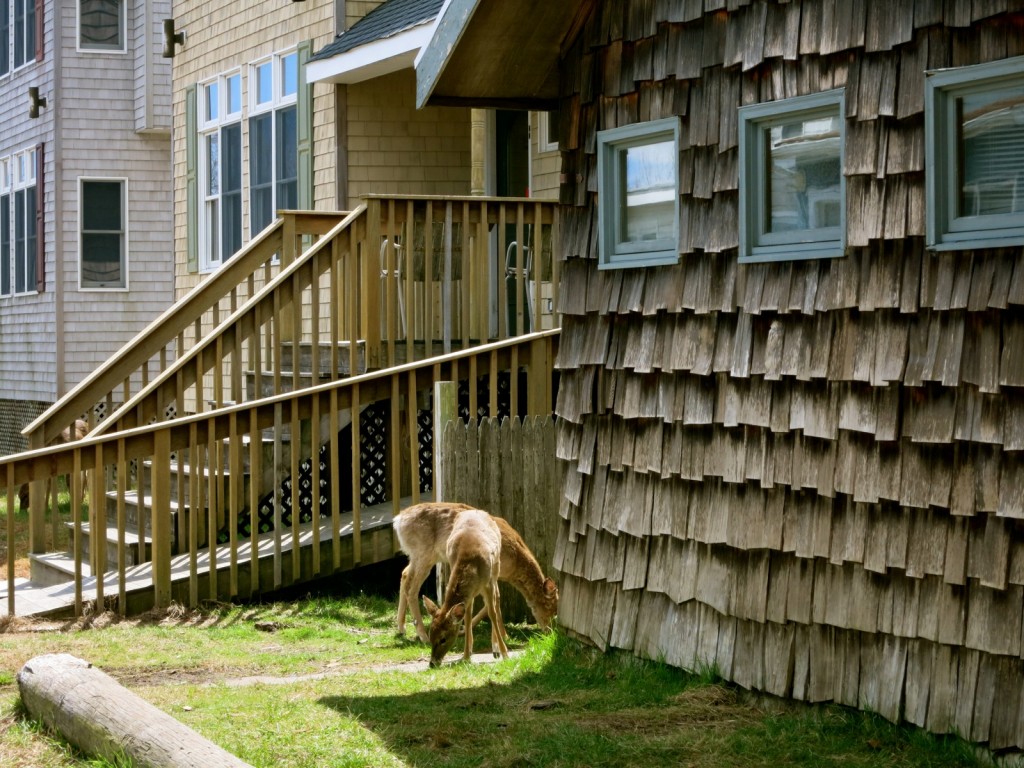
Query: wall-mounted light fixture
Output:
[[162, 19, 186, 58], [28, 87, 46, 119]]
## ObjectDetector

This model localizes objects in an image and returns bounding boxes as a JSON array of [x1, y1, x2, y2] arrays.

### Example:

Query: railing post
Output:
[[528, 336, 553, 417], [151, 429, 172, 610], [28, 432, 46, 554], [432, 379, 457, 600]]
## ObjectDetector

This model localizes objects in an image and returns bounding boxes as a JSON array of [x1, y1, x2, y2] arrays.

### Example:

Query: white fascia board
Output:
[[307, 23, 434, 85]]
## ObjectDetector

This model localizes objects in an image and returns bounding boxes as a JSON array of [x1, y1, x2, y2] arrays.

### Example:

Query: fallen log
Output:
[[17, 653, 252, 768]]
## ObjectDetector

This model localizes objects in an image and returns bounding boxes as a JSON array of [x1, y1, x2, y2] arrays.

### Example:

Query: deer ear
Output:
[[450, 602, 466, 620], [545, 577, 557, 595], [423, 596, 440, 617]]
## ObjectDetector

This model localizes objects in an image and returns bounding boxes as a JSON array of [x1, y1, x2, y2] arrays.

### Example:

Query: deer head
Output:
[[423, 596, 466, 668]]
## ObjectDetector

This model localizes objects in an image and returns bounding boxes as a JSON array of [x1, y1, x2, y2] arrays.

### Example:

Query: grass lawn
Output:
[[0, 589, 991, 768], [1, 486, 84, 581]]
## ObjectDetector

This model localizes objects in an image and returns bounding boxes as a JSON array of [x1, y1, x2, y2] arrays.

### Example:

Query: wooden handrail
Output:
[[23, 211, 348, 448]]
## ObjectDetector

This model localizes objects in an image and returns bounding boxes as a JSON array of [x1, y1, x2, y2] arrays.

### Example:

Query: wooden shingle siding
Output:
[[553, 0, 1024, 748]]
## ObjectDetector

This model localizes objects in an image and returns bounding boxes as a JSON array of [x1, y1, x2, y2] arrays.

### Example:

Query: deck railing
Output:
[[2, 331, 559, 617], [22, 211, 345, 450], [93, 196, 558, 438]]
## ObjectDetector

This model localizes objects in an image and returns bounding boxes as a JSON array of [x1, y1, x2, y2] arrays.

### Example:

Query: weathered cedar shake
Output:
[[552, 0, 1024, 749]]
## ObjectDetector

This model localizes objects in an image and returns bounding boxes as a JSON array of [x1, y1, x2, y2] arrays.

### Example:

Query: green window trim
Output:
[[597, 117, 681, 270], [297, 39, 313, 211], [925, 55, 1024, 252], [738, 88, 846, 264]]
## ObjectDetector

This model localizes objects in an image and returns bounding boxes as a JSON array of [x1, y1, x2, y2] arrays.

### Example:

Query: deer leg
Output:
[[486, 583, 509, 659], [398, 560, 434, 643]]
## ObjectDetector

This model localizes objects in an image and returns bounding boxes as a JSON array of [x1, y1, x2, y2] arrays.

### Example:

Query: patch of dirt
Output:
[[574, 685, 760, 736]]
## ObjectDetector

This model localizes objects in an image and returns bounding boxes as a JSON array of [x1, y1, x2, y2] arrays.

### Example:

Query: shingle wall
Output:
[[552, 0, 1024, 748]]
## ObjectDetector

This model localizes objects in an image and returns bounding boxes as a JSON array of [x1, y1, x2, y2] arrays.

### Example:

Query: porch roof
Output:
[[307, 0, 444, 85], [415, 0, 589, 110]]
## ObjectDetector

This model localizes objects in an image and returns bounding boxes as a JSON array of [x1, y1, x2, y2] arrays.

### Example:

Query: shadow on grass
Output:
[[317, 630, 990, 768]]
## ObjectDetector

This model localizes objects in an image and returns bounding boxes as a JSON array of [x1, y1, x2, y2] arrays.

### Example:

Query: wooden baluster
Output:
[[72, 449, 83, 616], [311, 392, 321, 578], [347, 222, 359, 377], [229, 410, 241, 598], [207, 424, 218, 601], [92, 442, 105, 607], [272, 402, 284, 588], [489, 349, 499, 419], [189, 421, 201, 608], [515, 204, 525, 337], [351, 382, 362, 565], [311, 251, 322, 388], [248, 407, 262, 597], [329, 388, 341, 570], [424, 200, 434, 358], [443, 201, 453, 355], [290, 402, 301, 581], [551, 208, 561, 328], [152, 429, 171, 611], [533, 202, 544, 332], [116, 438, 127, 615], [461, 200, 471, 349], [390, 374, 401, 519], [404, 199, 415, 365], [498, 203, 508, 339]]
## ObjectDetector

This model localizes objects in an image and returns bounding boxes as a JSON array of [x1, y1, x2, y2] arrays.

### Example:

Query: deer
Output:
[[420, 506, 509, 667], [393, 501, 558, 644], [18, 419, 90, 512]]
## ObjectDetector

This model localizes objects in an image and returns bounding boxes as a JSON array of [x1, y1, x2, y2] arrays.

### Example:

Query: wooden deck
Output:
[[1, 497, 411, 618]]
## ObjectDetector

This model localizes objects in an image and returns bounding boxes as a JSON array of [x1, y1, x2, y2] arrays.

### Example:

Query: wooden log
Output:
[[17, 654, 252, 768]]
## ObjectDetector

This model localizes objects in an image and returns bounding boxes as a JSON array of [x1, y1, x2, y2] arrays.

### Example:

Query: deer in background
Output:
[[420, 507, 509, 666], [394, 502, 559, 644]]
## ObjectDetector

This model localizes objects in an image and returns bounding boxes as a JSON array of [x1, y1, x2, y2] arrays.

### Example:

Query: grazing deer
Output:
[[394, 502, 558, 643], [420, 507, 508, 667], [18, 419, 90, 511]]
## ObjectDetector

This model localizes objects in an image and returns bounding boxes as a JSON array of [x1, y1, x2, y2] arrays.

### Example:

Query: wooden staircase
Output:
[[4, 196, 560, 618]]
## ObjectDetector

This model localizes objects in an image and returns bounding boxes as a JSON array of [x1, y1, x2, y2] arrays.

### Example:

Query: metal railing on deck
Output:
[[1, 331, 559, 617]]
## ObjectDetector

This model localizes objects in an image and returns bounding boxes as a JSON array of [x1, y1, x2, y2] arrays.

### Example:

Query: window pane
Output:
[[222, 124, 242, 257], [249, 114, 273, 233], [14, 189, 25, 292], [766, 115, 842, 233], [13, 0, 24, 66], [205, 82, 219, 122], [0, 195, 9, 295], [619, 140, 676, 244], [0, 1, 10, 77], [25, 186, 35, 289], [255, 61, 272, 106], [80, 0, 122, 49], [276, 106, 298, 210], [226, 74, 241, 115], [83, 181, 122, 230], [958, 86, 1024, 217], [206, 133, 219, 196], [282, 53, 298, 98], [82, 234, 122, 285]]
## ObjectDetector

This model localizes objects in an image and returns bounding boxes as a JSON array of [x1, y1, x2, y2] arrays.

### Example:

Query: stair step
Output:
[[29, 552, 93, 586], [64, 520, 151, 568]]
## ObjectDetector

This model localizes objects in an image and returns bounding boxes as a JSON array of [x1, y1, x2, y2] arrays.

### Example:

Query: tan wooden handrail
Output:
[[23, 211, 348, 448]]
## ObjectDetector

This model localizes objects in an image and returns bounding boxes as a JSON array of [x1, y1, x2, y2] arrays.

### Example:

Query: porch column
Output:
[[470, 109, 487, 196]]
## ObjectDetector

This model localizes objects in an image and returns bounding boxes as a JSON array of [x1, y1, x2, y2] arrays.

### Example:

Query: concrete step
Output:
[[64, 520, 151, 569], [29, 551, 93, 587]]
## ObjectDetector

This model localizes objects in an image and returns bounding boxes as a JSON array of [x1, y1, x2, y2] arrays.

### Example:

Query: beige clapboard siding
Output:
[[171, 0, 336, 297], [552, 0, 1024, 749], [346, 70, 471, 200]]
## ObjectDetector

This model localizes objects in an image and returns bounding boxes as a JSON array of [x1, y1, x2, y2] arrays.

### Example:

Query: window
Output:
[[0, 148, 37, 295], [738, 89, 845, 263], [249, 51, 298, 235], [14, 0, 36, 68], [597, 117, 681, 269], [925, 56, 1024, 251], [80, 179, 126, 289], [79, 0, 125, 52], [199, 71, 242, 270], [538, 110, 559, 153]]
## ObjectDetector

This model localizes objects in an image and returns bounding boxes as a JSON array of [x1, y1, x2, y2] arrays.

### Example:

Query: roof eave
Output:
[[308, 23, 434, 85]]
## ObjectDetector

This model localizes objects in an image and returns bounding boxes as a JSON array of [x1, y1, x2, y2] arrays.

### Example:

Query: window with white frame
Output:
[[199, 71, 243, 270], [739, 89, 845, 263], [597, 117, 681, 269], [249, 50, 298, 236], [80, 178, 126, 289], [79, 0, 125, 52], [925, 56, 1024, 251], [1, 0, 38, 75], [538, 110, 559, 153], [0, 148, 37, 295]]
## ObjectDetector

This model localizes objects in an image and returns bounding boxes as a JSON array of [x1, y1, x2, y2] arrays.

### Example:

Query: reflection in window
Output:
[[597, 118, 681, 269], [958, 87, 1024, 217], [925, 56, 1024, 250], [739, 89, 845, 263], [766, 116, 842, 233], [81, 179, 125, 288], [621, 140, 676, 244], [80, 0, 123, 50]]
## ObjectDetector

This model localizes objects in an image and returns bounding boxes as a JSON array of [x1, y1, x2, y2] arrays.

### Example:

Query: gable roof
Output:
[[415, 0, 590, 109], [307, 0, 444, 85]]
